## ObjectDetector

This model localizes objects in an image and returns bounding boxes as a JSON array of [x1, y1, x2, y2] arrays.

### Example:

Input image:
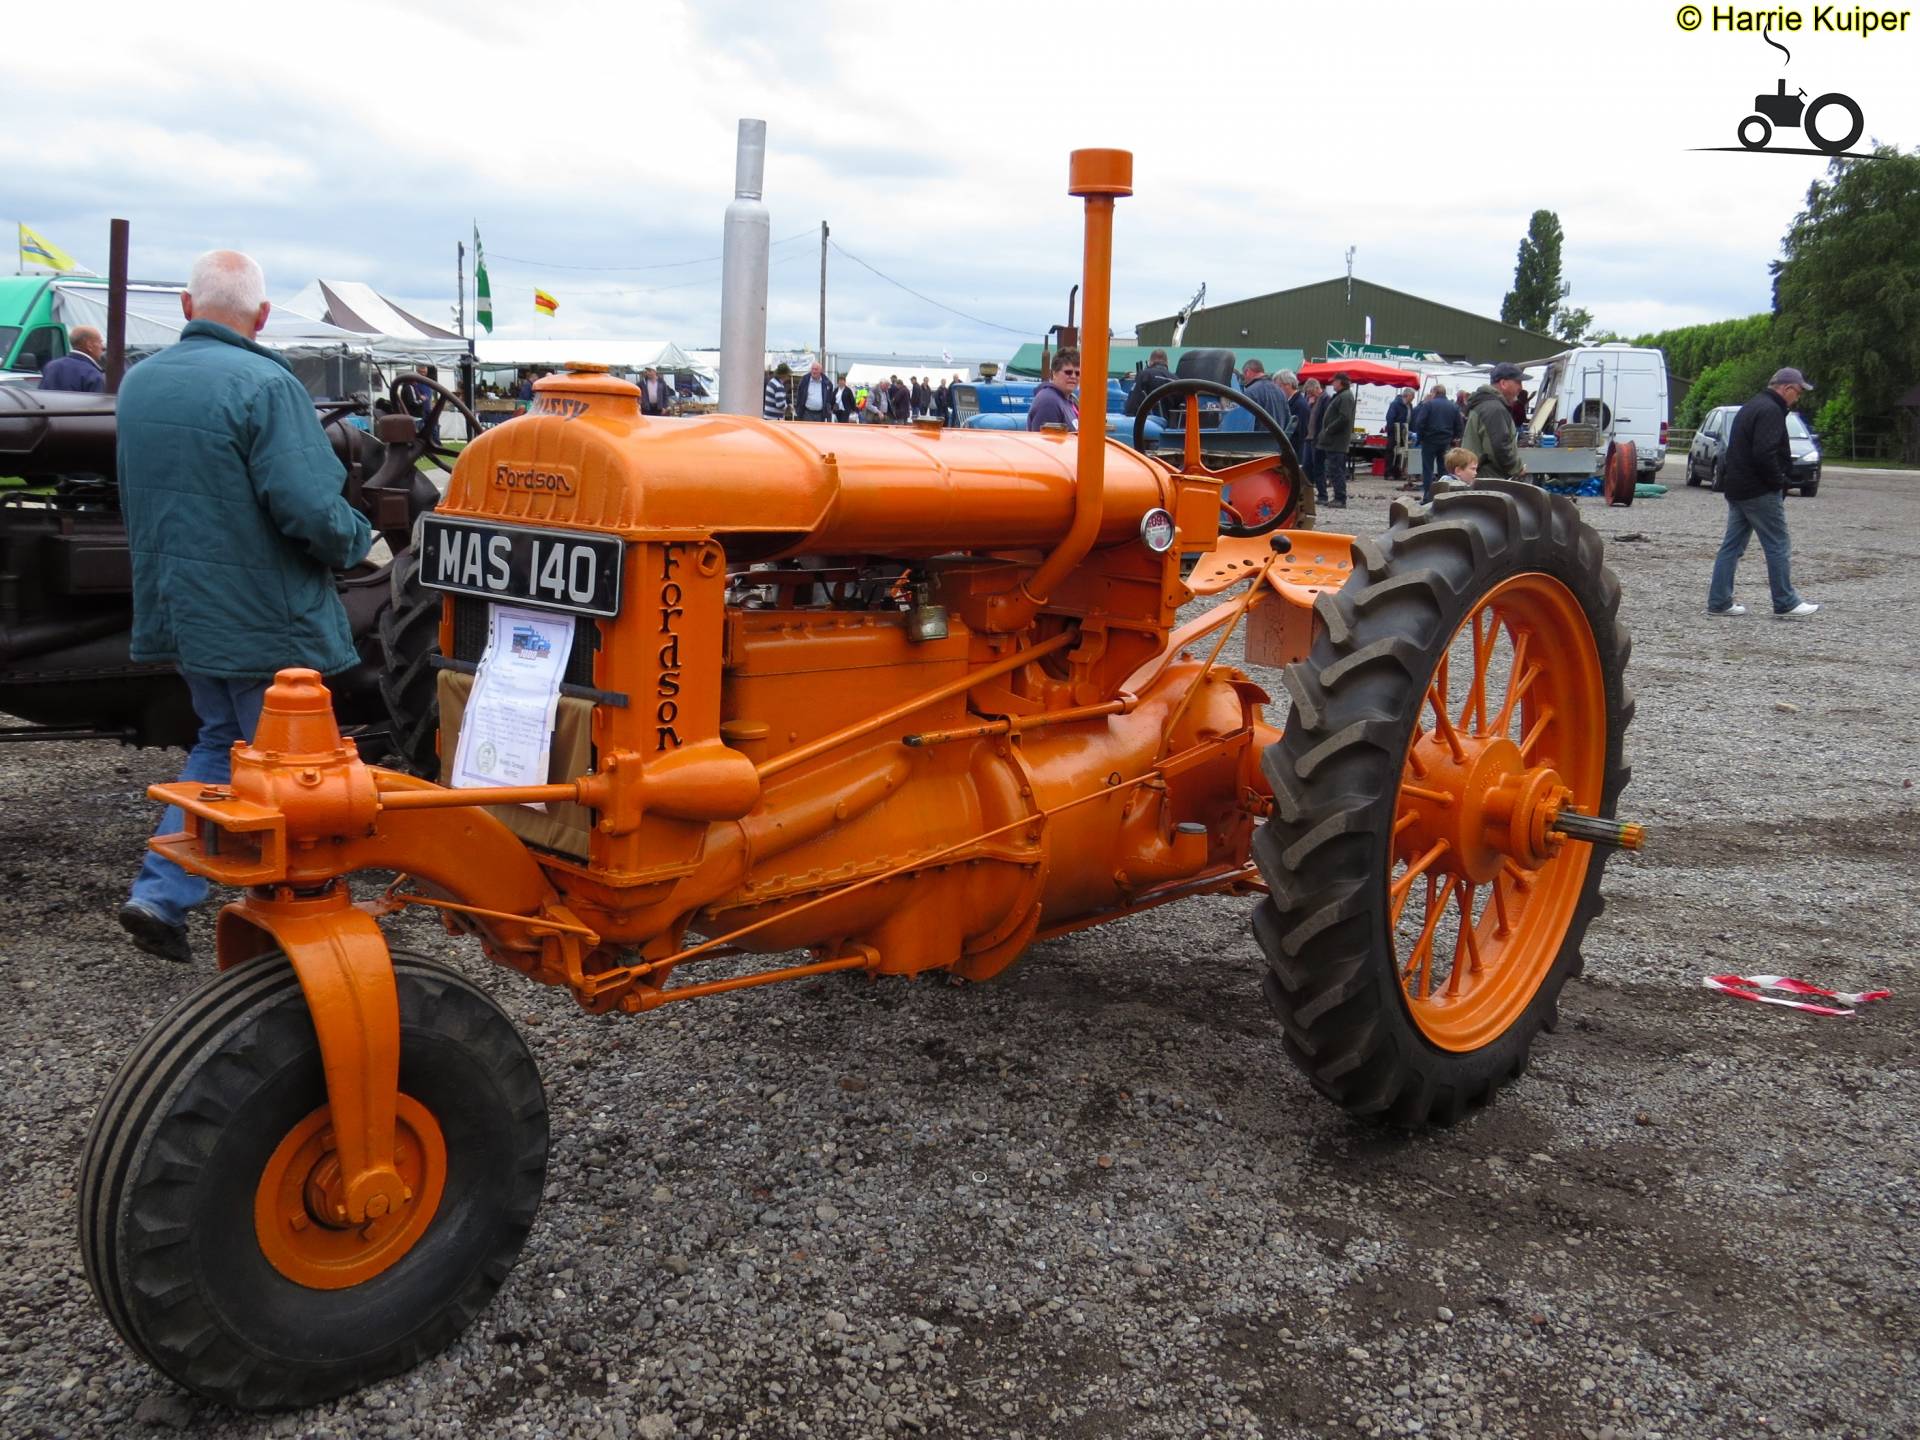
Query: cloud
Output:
[[5, 0, 1914, 357]]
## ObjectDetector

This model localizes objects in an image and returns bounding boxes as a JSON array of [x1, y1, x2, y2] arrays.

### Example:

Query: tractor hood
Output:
[[443, 368, 1178, 562]]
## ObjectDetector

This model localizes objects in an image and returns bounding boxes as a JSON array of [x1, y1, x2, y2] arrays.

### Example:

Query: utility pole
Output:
[[457, 240, 466, 339], [105, 218, 129, 394], [818, 221, 828, 364]]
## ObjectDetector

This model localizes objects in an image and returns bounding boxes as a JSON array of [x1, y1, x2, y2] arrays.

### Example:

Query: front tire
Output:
[[1251, 484, 1633, 1127], [80, 954, 547, 1410]]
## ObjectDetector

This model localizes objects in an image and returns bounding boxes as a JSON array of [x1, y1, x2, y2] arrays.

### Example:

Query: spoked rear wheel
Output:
[[1252, 483, 1635, 1127], [79, 954, 547, 1410]]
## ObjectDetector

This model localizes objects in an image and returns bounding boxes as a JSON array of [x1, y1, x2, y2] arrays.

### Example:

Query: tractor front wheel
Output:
[[1252, 483, 1633, 1127], [79, 954, 547, 1410]]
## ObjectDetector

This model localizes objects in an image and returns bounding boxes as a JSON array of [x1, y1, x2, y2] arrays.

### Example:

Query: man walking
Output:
[[1301, 378, 1326, 500], [1316, 372, 1357, 508], [795, 359, 834, 423], [1241, 359, 1287, 427], [1124, 348, 1176, 419], [763, 363, 792, 421], [39, 325, 106, 392], [1461, 363, 1528, 480], [834, 373, 858, 422], [1277, 370, 1309, 455], [1383, 387, 1414, 484], [639, 366, 675, 416], [1708, 368, 1819, 618], [116, 250, 373, 963], [1411, 384, 1461, 502], [1027, 348, 1079, 431]]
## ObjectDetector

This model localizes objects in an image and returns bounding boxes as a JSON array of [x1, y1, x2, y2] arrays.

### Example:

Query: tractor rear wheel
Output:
[[1252, 483, 1633, 1127], [377, 547, 444, 774], [79, 953, 546, 1410]]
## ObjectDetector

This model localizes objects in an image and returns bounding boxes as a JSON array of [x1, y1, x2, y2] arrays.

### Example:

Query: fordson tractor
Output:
[[80, 150, 1639, 1409]]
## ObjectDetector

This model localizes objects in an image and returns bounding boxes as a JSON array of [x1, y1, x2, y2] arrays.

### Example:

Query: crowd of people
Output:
[[762, 361, 960, 425]]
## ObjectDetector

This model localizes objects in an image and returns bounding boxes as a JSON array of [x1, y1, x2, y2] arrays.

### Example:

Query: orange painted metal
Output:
[[1387, 572, 1608, 1052], [212, 876, 409, 1228], [254, 1094, 446, 1290], [137, 147, 1321, 1215], [998, 149, 1133, 629]]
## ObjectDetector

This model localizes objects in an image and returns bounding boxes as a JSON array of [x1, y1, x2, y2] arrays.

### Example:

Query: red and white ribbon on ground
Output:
[[1703, 974, 1893, 1018]]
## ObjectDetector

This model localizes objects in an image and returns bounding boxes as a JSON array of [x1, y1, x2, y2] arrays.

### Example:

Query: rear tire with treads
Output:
[[1251, 483, 1634, 1128], [377, 546, 444, 775]]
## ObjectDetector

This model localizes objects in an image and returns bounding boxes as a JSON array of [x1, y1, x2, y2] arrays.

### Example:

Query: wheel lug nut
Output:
[[289, 1213, 309, 1232]]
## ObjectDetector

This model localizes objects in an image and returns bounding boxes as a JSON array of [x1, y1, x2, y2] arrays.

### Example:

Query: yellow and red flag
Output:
[[533, 288, 559, 317]]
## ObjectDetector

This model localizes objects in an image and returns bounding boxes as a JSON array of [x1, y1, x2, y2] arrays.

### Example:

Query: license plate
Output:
[[417, 515, 623, 617]]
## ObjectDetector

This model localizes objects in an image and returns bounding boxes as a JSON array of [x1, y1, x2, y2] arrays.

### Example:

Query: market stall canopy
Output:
[[290, 280, 462, 341], [284, 280, 470, 366], [50, 280, 368, 355], [1006, 343, 1305, 380], [1297, 359, 1421, 388], [473, 338, 699, 372], [842, 363, 968, 387]]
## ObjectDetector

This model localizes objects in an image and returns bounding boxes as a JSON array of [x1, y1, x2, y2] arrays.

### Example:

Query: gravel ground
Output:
[[3, 464, 1915, 1440]]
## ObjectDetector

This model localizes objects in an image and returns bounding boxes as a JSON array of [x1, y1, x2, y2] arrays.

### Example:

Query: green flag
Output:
[[473, 223, 493, 333]]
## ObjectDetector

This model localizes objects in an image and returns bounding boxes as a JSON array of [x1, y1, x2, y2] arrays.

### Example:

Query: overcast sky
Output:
[[5, 1, 1916, 360]]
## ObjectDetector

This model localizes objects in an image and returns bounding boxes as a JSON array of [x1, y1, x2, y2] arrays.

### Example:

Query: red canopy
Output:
[[1297, 359, 1421, 388]]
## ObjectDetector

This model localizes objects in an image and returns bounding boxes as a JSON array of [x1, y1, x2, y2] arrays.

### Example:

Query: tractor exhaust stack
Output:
[[718, 118, 770, 417]]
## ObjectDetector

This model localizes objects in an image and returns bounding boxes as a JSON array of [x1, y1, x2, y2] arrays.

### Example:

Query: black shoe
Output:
[[118, 902, 192, 964]]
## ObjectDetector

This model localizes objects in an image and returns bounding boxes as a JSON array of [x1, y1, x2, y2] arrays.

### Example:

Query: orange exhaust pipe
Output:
[[999, 148, 1133, 627]]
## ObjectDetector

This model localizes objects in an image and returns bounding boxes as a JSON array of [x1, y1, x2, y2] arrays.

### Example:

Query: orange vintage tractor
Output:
[[79, 150, 1640, 1409]]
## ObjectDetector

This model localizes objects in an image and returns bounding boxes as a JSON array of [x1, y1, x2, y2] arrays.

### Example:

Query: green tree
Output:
[[1500, 210, 1565, 333], [1773, 146, 1920, 426], [1553, 305, 1595, 343]]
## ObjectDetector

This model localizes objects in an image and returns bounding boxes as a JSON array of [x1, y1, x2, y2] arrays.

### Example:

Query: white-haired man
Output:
[[795, 358, 833, 422], [115, 249, 373, 963]]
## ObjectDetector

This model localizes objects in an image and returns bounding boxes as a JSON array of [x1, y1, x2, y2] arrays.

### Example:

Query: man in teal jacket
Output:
[[117, 249, 372, 962]]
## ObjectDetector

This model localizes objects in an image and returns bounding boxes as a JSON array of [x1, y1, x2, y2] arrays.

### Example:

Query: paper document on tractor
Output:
[[451, 604, 575, 804]]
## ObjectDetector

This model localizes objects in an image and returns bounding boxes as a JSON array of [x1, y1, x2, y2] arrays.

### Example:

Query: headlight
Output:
[[1806, 449, 1820, 464]]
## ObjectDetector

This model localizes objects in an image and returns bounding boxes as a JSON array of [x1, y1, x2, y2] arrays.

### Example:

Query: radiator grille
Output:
[[451, 598, 599, 687]]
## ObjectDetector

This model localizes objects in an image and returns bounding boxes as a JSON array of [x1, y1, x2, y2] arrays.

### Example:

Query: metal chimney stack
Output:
[[718, 119, 770, 417]]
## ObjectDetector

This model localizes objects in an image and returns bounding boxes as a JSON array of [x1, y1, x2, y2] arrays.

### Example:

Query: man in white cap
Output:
[[1707, 367, 1819, 619]]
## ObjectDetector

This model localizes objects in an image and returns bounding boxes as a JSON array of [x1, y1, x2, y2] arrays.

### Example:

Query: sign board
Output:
[[1325, 340, 1436, 362]]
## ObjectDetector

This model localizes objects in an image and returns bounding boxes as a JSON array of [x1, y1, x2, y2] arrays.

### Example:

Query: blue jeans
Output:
[[1708, 491, 1802, 614], [1322, 452, 1349, 504], [1420, 444, 1450, 502], [128, 672, 270, 926]]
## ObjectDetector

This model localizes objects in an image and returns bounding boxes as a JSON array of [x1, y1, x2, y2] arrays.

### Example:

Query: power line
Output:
[[827, 240, 1034, 337], [489, 228, 815, 273]]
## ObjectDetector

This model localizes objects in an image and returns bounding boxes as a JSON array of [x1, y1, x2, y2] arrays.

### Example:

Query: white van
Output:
[[1531, 344, 1669, 476]]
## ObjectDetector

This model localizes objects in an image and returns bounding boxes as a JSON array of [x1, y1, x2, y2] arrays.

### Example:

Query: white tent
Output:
[[473, 338, 699, 372], [843, 362, 967, 388], [285, 279, 471, 367], [50, 280, 369, 355]]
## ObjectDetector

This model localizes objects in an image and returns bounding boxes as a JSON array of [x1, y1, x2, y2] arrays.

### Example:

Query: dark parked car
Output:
[[1686, 403, 1821, 496]]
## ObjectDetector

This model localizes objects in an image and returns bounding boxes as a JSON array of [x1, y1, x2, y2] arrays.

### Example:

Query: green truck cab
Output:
[[0, 276, 77, 378]]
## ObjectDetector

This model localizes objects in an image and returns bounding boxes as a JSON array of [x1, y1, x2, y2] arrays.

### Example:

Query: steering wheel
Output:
[[1131, 378, 1306, 537], [385, 370, 483, 474]]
